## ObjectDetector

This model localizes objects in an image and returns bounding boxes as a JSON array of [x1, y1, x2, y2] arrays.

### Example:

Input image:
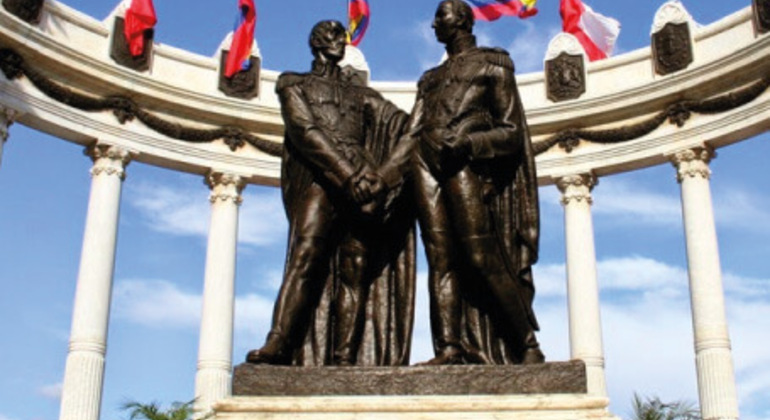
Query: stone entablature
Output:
[[1, 1, 769, 186]]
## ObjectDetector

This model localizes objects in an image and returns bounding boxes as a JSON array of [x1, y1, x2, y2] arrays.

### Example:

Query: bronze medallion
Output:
[[545, 52, 586, 102], [652, 22, 693, 75], [2, 0, 45, 24]]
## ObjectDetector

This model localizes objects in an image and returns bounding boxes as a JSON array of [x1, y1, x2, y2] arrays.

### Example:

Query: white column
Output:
[[0, 106, 17, 168], [59, 144, 131, 420], [556, 173, 607, 397], [671, 147, 739, 420], [194, 172, 244, 417]]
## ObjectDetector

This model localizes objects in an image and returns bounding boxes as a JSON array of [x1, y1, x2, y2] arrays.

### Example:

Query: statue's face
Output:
[[432, 1, 462, 44], [313, 22, 347, 63]]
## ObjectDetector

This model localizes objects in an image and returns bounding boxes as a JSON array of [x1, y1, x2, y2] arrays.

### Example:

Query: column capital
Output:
[[670, 146, 715, 183], [1, 106, 18, 143], [85, 143, 132, 180], [556, 173, 598, 206], [205, 171, 245, 205]]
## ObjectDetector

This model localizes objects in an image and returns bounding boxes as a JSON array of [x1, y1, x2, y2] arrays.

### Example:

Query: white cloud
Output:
[[713, 188, 770, 233], [113, 280, 202, 329], [0, 415, 20, 420], [506, 23, 561, 73], [542, 177, 770, 233], [592, 179, 682, 226], [127, 182, 288, 248], [37, 382, 62, 400], [528, 255, 770, 418], [113, 279, 276, 337]]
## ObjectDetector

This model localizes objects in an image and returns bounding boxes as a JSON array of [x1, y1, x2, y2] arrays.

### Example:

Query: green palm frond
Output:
[[629, 393, 701, 420], [120, 399, 198, 420]]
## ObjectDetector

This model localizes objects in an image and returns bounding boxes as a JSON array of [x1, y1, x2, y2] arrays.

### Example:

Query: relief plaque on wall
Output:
[[754, 0, 770, 34], [219, 51, 261, 100], [2, 0, 45, 24], [545, 52, 585, 102], [110, 17, 154, 72], [652, 22, 693, 76]]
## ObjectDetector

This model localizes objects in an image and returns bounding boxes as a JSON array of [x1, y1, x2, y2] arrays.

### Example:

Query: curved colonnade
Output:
[[1, 1, 768, 420]]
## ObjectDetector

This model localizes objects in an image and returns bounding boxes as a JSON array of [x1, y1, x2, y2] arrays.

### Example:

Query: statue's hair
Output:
[[309, 20, 346, 55], [443, 0, 475, 32]]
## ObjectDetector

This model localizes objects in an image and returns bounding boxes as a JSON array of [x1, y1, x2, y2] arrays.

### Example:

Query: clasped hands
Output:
[[346, 168, 387, 215]]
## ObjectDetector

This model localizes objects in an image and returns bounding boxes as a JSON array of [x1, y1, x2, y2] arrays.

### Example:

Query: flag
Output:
[[347, 0, 370, 46], [224, 0, 257, 78], [466, 0, 539, 22], [123, 0, 157, 57], [560, 0, 620, 61]]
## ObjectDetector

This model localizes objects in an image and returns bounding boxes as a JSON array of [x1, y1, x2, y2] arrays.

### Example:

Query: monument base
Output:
[[213, 394, 618, 420], [218, 361, 618, 419]]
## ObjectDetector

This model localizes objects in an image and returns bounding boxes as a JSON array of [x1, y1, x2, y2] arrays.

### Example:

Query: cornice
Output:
[[1, 2, 767, 187]]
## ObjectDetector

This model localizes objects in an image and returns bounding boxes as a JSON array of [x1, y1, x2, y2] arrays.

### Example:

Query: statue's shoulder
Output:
[[417, 66, 440, 91], [477, 47, 515, 72], [276, 72, 307, 92]]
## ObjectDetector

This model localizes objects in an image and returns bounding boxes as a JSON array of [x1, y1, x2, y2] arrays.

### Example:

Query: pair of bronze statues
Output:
[[246, 0, 544, 367]]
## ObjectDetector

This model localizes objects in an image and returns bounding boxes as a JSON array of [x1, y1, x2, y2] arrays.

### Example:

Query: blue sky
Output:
[[1, 1, 769, 420]]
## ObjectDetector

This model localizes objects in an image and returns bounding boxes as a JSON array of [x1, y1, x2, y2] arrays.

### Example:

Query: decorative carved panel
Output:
[[219, 51, 260, 100], [2, 0, 45, 24], [545, 52, 585, 102], [109, 17, 153, 72], [754, 0, 770, 34], [652, 22, 693, 75]]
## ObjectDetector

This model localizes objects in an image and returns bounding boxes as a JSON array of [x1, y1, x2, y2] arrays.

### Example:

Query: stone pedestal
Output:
[[214, 395, 615, 420], [215, 362, 618, 420]]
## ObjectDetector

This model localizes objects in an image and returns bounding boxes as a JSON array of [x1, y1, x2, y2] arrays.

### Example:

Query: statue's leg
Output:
[[246, 186, 335, 364], [446, 168, 544, 364], [413, 155, 464, 365], [333, 234, 369, 366]]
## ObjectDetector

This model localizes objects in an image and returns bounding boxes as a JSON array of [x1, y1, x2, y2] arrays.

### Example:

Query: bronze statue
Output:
[[379, 0, 544, 365], [246, 20, 415, 366]]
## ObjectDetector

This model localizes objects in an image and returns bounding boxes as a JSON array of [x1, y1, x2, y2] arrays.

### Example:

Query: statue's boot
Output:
[[245, 332, 291, 365], [521, 331, 545, 364], [417, 344, 464, 365]]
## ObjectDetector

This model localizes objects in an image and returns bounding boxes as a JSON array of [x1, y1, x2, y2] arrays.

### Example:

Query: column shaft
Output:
[[194, 172, 244, 416], [557, 174, 607, 397], [672, 148, 739, 420], [59, 144, 130, 420]]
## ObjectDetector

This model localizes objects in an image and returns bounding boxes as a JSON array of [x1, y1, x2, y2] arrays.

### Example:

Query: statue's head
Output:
[[309, 20, 347, 63], [433, 0, 474, 44]]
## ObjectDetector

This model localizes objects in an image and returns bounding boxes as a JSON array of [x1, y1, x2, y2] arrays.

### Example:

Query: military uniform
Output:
[[262, 61, 414, 366], [382, 34, 542, 364]]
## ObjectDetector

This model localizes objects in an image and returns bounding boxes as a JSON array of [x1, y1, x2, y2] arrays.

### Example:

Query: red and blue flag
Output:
[[224, 0, 257, 78], [347, 0, 370, 46], [467, 0, 538, 21]]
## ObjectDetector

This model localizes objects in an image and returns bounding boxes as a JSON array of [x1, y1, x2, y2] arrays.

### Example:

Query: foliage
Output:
[[628, 393, 701, 420], [120, 399, 198, 420]]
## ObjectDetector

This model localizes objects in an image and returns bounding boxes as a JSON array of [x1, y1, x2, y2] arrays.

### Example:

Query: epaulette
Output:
[[479, 47, 515, 72], [275, 72, 305, 92]]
